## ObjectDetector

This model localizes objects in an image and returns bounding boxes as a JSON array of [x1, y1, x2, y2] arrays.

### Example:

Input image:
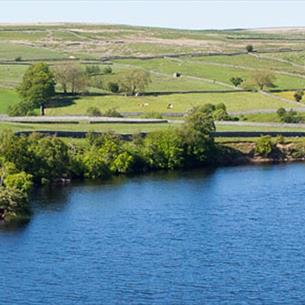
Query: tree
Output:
[[246, 45, 254, 52], [17, 63, 55, 107], [118, 69, 151, 95], [252, 70, 276, 90], [255, 136, 273, 157], [294, 90, 304, 102], [144, 129, 184, 170], [107, 82, 119, 93], [230, 76, 243, 87], [53, 62, 88, 94], [180, 106, 216, 164], [85, 65, 101, 76]]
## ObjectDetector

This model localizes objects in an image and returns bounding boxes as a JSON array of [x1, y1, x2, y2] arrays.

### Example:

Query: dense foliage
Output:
[[277, 107, 303, 123], [0, 106, 217, 222], [9, 63, 56, 116]]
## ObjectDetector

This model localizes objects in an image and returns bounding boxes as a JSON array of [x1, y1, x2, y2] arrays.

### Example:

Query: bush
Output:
[[212, 109, 230, 121], [255, 136, 273, 157], [110, 152, 135, 174], [246, 45, 254, 52], [103, 108, 123, 118], [0, 186, 30, 222], [277, 108, 302, 123], [144, 129, 184, 169], [86, 106, 102, 117], [4, 172, 33, 193], [182, 106, 216, 164], [291, 143, 305, 159], [294, 90, 304, 102], [277, 107, 286, 117], [8, 101, 34, 116], [103, 66, 112, 74], [107, 82, 119, 93], [15, 56, 22, 62], [82, 149, 110, 179], [85, 65, 101, 76], [140, 112, 163, 119], [230, 77, 243, 87]]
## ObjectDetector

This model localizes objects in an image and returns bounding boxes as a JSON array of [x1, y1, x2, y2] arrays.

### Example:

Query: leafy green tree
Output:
[[29, 137, 71, 183], [107, 82, 119, 93], [144, 129, 184, 169], [8, 100, 35, 116], [212, 109, 230, 121], [255, 136, 273, 157], [277, 107, 286, 117], [82, 149, 110, 179], [4, 172, 33, 193], [110, 152, 135, 174], [53, 62, 88, 94], [17, 63, 55, 107], [230, 77, 243, 87], [0, 186, 30, 222], [251, 70, 276, 90], [294, 90, 304, 102], [118, 69, 151, 95], [246, 45, 254, 52], [180, 106, 216, 164]]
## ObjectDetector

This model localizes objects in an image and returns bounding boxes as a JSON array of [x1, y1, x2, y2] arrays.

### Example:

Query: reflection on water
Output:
[[1, 164, 305, 305]]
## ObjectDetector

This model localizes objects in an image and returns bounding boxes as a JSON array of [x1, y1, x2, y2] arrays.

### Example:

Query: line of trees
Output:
[[0, 106, 217, 223], [9, 62, 152, 116]]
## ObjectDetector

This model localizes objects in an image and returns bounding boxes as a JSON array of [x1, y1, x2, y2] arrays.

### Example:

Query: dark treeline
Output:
[[0, 106, 223, 223]]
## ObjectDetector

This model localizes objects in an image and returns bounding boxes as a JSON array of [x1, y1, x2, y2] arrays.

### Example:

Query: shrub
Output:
[[277, 107, 286, 117], [0, 186, 30, 222], [274, 135, 285, 145], [86, 106, 102, 117], [103, 108, 123, 118], [294, 90, 304, 102], [140, 112, 163, 119], [291, 143, 305, 159], [144, 129, 184, 169], [277, 108, 302, 123], [107, 82, 119, 93], [8, 101, 35, 116], [103, 66, 112, 74], [4, 172, 33, 193], [82, 149, 110, 179], [246, 45, 254, 52], [110, 152, 135, 174], [29, 137, 71, 183], [230, 77, 243, 87], [15, 56, 22, 62], [212, 109, 230, 121], [85, 65, 101, 76], [181, 106, 216, 164], [255, 136, 273, 157]]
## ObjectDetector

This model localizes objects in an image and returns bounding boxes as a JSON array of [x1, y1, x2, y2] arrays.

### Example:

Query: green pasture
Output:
[[46, 92, 298, 116], [0, 42, 67, 60], [187, 54, 304, 73], [0, 88, 20, 113], [116, 58, 305, 90]]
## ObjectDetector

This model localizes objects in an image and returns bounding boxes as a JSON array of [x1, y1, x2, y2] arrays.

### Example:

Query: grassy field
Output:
[[0, 121, 304, 135], [0, 42, 67, 61], [115, 58, 305, 90], [1, 24, 305, 136], [46, 91, 298, 115], [0, 88, 20, 112]]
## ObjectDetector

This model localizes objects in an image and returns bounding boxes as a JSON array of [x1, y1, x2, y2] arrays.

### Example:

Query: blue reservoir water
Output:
[[1, 164, 305, 304]]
